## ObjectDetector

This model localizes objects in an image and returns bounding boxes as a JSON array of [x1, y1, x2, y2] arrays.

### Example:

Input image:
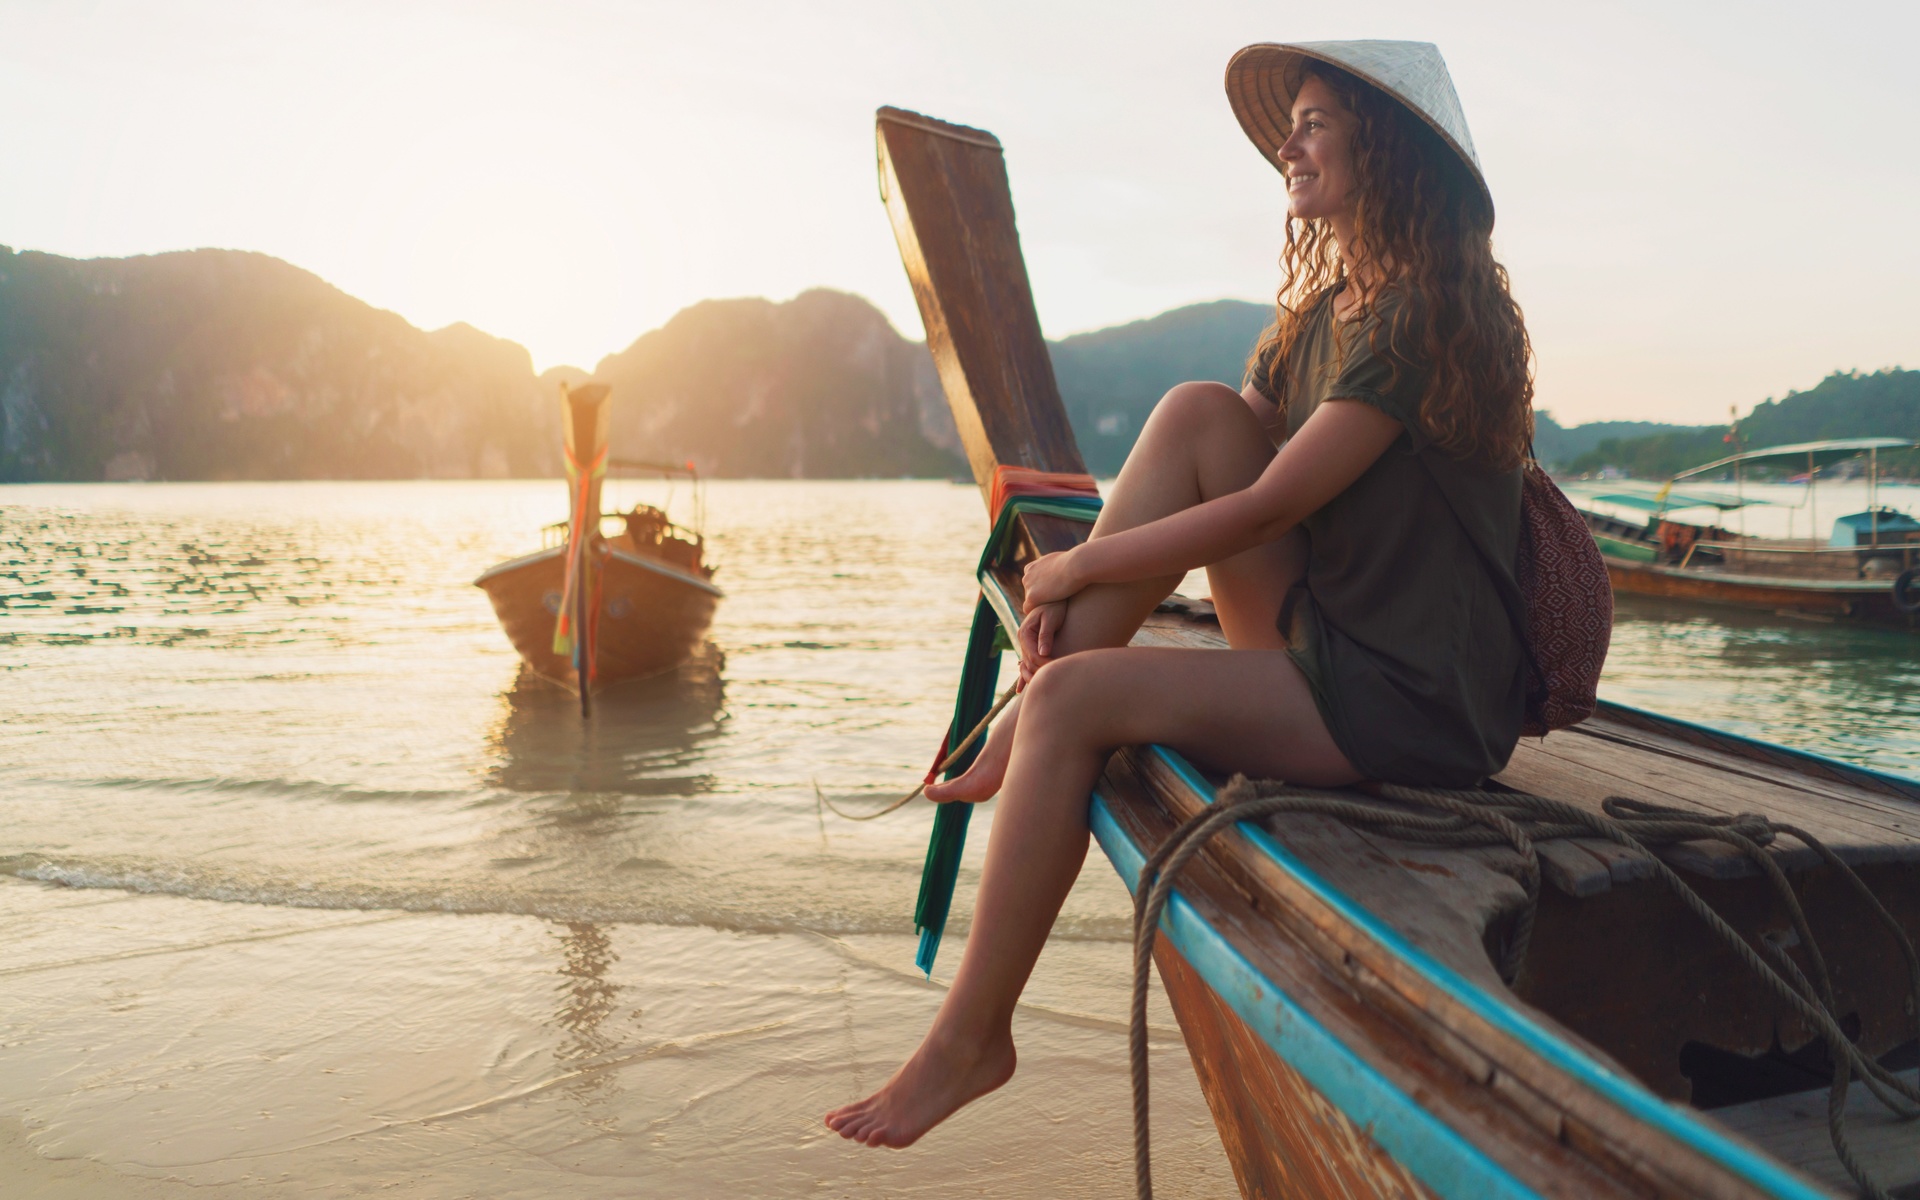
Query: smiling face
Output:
[[1276, 75, 1358, 225]]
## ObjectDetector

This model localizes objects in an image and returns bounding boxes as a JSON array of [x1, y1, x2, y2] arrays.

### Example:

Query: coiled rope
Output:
[[1129, 777, 1920, 1200]]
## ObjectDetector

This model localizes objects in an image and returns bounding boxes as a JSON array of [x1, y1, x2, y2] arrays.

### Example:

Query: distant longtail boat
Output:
[[1578, 438, 1920, 628], [475, 382, 721, 716]]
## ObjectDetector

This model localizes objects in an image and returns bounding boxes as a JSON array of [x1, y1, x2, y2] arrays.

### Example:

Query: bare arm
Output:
[[1022, 399, 1401, 607]]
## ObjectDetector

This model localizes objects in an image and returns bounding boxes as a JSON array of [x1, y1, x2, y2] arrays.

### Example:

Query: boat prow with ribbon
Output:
[[475, 382, 722, 716], [876, 104, 1920, 1199]]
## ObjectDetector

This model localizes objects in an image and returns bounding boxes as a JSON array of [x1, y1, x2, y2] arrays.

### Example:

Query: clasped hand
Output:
[[1015, 549, 1084, 686]]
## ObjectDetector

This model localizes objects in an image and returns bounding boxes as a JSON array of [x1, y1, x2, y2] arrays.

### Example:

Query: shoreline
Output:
[[0, 877, 1230, 1198]]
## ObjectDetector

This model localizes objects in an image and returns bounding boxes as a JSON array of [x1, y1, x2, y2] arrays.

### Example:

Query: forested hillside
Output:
[[1565, 370, 1920, 477], [1531, 415, 1710, 470]]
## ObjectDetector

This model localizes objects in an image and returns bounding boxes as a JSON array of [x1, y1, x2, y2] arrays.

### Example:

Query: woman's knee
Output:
[[1020, 650, 1125, 736], [1142, 381, 1251, 441]]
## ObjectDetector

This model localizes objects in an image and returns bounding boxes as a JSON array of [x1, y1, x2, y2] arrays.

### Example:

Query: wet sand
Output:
[[1, 877, 1231, 1198]]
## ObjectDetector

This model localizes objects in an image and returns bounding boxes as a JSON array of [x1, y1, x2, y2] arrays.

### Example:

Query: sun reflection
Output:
[[552, 921, 633, 1126]]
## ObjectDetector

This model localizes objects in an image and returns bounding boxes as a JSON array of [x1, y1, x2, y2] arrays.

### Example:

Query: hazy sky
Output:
[[2, 0, 1914, 425]]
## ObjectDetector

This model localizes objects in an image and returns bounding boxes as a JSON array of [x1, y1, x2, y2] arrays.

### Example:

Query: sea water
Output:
[[1, 479, 1916, 1197]]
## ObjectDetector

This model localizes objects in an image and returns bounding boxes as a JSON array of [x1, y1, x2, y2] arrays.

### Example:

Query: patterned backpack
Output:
[[1509, 461, 1613, 735], [1427, 456, 1613, 737]]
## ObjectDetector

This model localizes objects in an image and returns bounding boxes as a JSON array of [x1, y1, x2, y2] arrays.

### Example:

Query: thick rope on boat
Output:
[[817, 684, 1019, 821], [1129, 777, 1920, 1200]]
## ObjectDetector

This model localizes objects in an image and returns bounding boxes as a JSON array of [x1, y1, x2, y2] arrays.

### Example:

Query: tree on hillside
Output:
[[1566, 369, 1920, 478]]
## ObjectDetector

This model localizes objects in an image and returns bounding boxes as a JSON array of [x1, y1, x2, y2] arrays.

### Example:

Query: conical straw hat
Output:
[[1226, 40, 1491, 214]]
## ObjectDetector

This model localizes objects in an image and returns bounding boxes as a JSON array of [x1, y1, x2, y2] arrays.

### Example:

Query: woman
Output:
[[826, 40, 1534, 1148]]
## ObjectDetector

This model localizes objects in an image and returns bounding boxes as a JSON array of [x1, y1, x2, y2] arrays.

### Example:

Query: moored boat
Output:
[[1577, 439, 1920, 627], [877, 104, 1920, 1199], [475, 383, 721, 714]]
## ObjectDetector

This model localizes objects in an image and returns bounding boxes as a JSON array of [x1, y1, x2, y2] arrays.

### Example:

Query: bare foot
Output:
[[823, 1029, 1017, 1148], [923, 696, 1019, 803]]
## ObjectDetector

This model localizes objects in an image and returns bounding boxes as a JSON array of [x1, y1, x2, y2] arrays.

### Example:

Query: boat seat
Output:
[[1707, 1079, 1920, 1197]]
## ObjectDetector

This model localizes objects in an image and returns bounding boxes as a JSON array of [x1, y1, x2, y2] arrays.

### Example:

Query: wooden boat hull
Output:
[[474, 546, 720, 693], [1152, 944, 1437, 1199], [1603, 556, 1916, 627]]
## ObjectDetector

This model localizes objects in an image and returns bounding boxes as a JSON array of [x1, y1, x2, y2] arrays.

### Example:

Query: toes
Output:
[[824, 1099, 872, 1134], [925, 771, 992, 803]]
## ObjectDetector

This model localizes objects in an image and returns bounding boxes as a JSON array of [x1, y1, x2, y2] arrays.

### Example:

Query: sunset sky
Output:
[[2, 0, 1914, 425]]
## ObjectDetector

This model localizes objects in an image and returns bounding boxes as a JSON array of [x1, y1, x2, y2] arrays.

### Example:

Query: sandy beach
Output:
[[0, 876, 1231, 1197]]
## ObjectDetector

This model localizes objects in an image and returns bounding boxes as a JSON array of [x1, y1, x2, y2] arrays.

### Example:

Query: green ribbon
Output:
[[913, 492, 1103, 975]]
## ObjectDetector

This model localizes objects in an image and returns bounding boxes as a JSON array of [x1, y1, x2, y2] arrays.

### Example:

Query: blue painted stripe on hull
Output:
[[1130, 747, 1826, 1200], [1090, 796, 1538, 1200]]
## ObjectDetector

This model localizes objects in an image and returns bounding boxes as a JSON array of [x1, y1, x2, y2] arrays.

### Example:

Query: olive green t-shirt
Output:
[[1252, 291, 1525, 785]]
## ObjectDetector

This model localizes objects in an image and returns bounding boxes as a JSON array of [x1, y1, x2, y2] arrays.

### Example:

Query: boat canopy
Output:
[[1672, 437, 1919, 481], [1590, 487, 1766, 513]]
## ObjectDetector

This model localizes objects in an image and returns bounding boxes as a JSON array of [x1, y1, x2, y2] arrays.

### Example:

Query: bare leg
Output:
[[1051, 380, 1299, 654], [824, 648, 1358, 1147], [926, 382, 1298, 804]]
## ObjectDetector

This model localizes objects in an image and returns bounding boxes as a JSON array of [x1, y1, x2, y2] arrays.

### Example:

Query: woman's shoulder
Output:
[[1350, 284, 1427, 344]]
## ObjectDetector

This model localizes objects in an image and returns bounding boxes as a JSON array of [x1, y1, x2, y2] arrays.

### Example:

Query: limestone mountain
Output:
[[0, 245, 557, 481], [586, 289, 962, 479], [0, 247, 967, 482], [28, 241, 1885, 487]]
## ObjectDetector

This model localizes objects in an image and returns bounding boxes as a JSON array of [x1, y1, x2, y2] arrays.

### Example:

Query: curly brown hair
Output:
[[1249, 61, 1534, 471]]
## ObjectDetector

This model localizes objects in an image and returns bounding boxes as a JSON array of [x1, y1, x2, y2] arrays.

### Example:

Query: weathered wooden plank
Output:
[[1569, 718, 1920, 831], [1519, 734, 1915, 864], [1592, 706, 1920, 806], [1340, 839, 1532, 938], [1559, 714, 1920, 837], [1132, 610, 1230, 650], [1495, 750, 1769, 879], [1708, 1081, 1920, 1195], [1534, 840, 1618, 897], [876, 107, 1086, 497], [1258, 813, 1510, 990], [1553, 834, 1660, 887]]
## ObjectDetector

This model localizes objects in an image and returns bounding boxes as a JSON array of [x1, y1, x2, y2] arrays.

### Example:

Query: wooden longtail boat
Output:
[[1580, 440, 1920, 628], [475, 383, 721, 715], [876, 105, 1920, 1198]]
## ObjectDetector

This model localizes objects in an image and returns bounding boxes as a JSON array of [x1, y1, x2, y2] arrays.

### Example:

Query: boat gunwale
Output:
[[473, 544, 724, 597], [1593, 697, 1920, 799], [1600, 557, 1910, 593]]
